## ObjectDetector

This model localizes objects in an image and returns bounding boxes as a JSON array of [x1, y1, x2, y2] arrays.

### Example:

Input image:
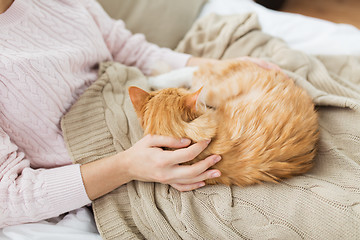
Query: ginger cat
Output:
[[129, 60, 319, 186]]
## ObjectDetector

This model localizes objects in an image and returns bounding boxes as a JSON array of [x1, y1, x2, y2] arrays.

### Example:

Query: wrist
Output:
[[115, 151, 133, 182], [80, 152, 132, 200], [186, 57, 218, 67], [186, 57, 202, 67], [186, 57, 197, 67]]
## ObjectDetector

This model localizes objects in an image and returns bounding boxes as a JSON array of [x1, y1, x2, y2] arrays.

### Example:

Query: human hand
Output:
[[122, 134, 222, 191], [186, 57, 218, 67], [236, 56, 282, 71]]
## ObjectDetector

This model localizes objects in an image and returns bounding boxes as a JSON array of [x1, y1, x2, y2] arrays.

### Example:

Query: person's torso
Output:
[[0, 0, 112, 167]]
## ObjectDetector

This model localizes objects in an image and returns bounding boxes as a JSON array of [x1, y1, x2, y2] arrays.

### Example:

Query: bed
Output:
[[1, 0, 359, 239]]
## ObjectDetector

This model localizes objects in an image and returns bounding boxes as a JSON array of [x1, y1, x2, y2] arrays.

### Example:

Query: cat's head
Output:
[[128, 86, 204, 138]]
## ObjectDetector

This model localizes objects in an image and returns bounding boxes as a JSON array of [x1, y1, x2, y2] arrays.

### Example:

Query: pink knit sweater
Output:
[[0, 0, 190, 227]]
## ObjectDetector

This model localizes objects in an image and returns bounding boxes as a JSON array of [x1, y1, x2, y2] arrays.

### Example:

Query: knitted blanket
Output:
[[61, 13, 360, 240]]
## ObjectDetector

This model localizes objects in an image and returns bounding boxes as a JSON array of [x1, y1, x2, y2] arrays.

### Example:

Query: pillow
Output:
[[97, 0, 207, 49]]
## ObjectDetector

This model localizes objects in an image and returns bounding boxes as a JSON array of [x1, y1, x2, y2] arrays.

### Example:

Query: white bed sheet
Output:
[[0, 208, 100, 240], [1, 0, 359, 239], [200, 0, 360, 55]]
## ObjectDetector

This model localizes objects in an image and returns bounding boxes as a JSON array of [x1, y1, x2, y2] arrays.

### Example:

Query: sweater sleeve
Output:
[[0, 127, 91, 228], [79, 0, 191, 75]]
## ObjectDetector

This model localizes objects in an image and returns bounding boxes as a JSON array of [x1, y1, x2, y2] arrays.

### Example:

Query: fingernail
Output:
[[214, 155, 221, 164], [198, 182, 205, 187], [211, 172, 221, 178], [205, 139, 211, 144], [181, 138, 191, 144]]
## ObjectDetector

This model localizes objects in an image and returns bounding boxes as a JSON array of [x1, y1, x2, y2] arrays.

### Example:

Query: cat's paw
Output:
[[148, 67, 198, 90]]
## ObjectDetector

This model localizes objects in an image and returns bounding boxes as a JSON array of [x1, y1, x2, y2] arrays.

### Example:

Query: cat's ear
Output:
[[184, 87, 203, 111], [128, 86, 150, 114]]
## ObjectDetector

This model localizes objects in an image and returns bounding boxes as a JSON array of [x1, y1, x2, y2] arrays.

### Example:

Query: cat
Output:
[[129, 60, 319, 186]]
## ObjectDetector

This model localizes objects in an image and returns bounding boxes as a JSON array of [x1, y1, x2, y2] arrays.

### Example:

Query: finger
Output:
[[238, 56, 281, 71], [142, 134, 191, 149], [172, 155, 222, 183], [170, 182, 205, 192], [237, 56, 250, 61], [250, 58, 273, 70], [266, 62, 281, 71], [170, 139, 211, 164], [174, 169, 221, 185]]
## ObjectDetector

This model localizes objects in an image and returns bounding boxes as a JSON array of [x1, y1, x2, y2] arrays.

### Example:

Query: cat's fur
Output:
[[129, 60, 319, 186]]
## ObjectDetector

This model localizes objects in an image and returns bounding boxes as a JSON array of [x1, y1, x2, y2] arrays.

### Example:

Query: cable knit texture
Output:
[[0, 0, 189, 228], [62, 13, 360, 240]]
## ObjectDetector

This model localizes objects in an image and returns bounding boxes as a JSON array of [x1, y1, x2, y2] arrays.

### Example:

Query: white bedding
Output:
[[200, 0, 360, 55], [0, 208, 100, 240], [1, 0, 359, 239]]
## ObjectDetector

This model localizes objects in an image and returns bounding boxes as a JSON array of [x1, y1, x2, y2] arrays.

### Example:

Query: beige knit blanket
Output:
[[61, 13, 360, 240]]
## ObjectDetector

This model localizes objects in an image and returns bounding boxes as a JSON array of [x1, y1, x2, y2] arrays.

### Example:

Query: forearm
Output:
[[0, 165, 91, 228], [0, 127, 91, 227], [80, 152, 131, 200]]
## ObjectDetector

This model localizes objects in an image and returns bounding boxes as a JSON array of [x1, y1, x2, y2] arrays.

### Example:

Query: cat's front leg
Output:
[[148, 67, 198, 90]]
